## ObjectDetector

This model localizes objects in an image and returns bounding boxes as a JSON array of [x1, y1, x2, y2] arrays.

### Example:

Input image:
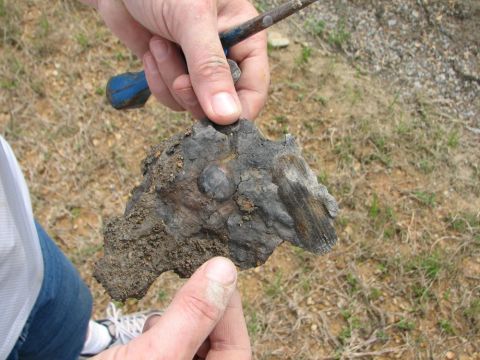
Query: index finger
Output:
[[173, 0, 243, 124], [204, 289, 251, 359], [228, 32, 270, 120]]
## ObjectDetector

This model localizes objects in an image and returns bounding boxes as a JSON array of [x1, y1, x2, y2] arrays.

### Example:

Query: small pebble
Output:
[[445, 351, 455, 360], [268, 31, 290, 48]]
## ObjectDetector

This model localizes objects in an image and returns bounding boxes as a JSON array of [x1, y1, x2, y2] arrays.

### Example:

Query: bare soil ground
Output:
[[1, 0, 479, 359]]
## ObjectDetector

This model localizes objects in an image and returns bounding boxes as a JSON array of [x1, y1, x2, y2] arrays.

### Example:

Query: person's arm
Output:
[[93, 257, 251, 360], [80, 0, 269, 124]]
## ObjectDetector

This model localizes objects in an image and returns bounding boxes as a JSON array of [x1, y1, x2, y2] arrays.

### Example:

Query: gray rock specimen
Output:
[[94, 119, 338, 301]]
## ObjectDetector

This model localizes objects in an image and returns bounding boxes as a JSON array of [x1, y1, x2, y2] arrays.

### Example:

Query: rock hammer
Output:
[[105, 0, 318, 110]]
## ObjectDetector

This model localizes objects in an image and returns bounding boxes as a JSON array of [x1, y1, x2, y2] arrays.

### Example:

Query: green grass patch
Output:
[[346, 273, 359, 293], [287, 82, 303, 90], [464, 299, 480, 325], [115, 52, 127, 61], [368, 194, 397, 236], [447, 130, 460, 148], [338, 326, 351, 344], [0, 78, 16, 89], [370, 133, 388, 153], [438, 319, 455, 335], [297, 44, 313, 65], [369, 287, 382, 301], [407, 252, 444, 280], [417, 158, 435, 174], [337, 311, 365, 346], [69, 206, 81, 219], [369, 194, 380, 219], [300, 277, 311, 293], [76, 32, 90, 50], [447, 212, 480, 233], [366, 152, 393, 168], [157, 289, 168, 302], [395, 318, 415, 331], [317, 171, 329, 186], [0, 0, 21, 46], [328, 20, 350, 48], [306, 19, 326, 37], [419, 255, 442, 279], [265, 271, 283, 298], [340, 308, 351, 321], [349, 316, 362, 329], [376, 262, 389, 276], [396, 120, 413, 136], [245, 307, 265, 338], [314, 94, 327, 105], [0, 0, 6, 17], [253, 0, 268, 13], [274, 115, 288, 125], [95, 86, 105, 96], [70, 243, 103, 266], [37, 15, 50, 38], [376, 329, 389, 342], [411, 282, 431, 302], [334, 136, 355, 165], [412, 190, 436, 207]]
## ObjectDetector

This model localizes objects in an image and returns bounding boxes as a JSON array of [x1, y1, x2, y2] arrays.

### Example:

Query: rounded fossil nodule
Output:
[[198, 164, 235, 202], [94, 119, 339, 301]]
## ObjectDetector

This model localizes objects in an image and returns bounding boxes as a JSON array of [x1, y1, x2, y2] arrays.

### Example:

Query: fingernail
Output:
[[211, 92, 240, 118], [205, 257, 236, 286], [151, 38, 169, 61]]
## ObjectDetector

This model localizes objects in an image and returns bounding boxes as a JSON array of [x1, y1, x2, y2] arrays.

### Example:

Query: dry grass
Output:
[[1, 0, 479, 359]]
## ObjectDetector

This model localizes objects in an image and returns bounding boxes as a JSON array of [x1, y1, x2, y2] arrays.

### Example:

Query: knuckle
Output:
[[194, 55, 231, 81], [174, 0, 213, 18], [188, 0, 214, 15], [181, 293, 220, 323]]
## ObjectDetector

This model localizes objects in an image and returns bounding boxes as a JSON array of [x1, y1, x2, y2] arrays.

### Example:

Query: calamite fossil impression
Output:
[[95, 119, 338, 300]]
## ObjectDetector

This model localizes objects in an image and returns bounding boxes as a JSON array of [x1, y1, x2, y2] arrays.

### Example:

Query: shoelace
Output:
[[106, 303, 147, 344]]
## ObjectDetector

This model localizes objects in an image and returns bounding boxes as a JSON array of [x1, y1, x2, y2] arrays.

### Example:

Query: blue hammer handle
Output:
[[107, 71, 151, 110], [106, 0, 317, 110]]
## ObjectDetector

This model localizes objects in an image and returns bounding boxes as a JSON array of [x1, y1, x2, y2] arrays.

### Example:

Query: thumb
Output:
[[174, 0, 242, 124], [127, 257, 237, 359]]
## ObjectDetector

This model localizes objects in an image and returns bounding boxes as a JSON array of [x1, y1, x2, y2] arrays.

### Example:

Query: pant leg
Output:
[[7, 222, 93, 360]]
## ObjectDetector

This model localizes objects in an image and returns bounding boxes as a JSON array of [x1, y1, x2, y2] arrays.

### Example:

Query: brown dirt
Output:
[[1, 0, 479, 359]]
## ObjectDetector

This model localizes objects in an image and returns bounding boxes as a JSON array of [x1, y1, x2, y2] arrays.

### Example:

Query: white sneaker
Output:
[[79, 302, 162, 358], [100, 302, 163, 346]]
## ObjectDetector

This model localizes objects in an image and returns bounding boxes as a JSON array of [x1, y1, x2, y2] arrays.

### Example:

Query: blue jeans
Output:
[[7, 222, 93, 360]]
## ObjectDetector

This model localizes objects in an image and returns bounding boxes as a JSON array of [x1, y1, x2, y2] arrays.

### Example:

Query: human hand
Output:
[[81, 0, 270, 124], [93, 257, 251, 360]]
